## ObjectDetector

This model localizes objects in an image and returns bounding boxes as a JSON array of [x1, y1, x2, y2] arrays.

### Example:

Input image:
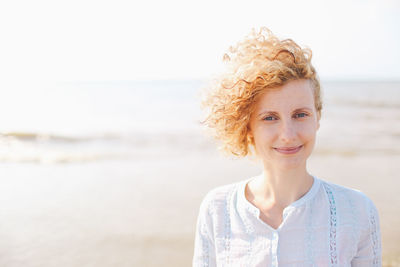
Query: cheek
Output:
[[298, 122, 318, 140], [252, 126, 277, 146]]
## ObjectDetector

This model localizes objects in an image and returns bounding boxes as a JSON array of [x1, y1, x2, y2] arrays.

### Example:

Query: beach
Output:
[[0, 80, 399, 266]]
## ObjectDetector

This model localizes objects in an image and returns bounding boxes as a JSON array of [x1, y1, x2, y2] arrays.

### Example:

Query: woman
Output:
[[193, 28, 381, 266]]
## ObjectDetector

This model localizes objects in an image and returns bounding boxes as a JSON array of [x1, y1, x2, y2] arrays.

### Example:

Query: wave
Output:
[[0, 130, 214, 164], [0, 132, 121, 143], [1, 130, 399, 164]]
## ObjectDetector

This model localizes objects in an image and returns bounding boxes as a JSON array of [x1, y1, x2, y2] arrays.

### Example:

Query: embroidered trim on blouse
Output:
[[369, 206, 379, 266], [224, 188, 234, 265], [346, 190, 359, 256], [323, 183, 338, 267], [201, 198, 216, 267], [201, 218, 210, 267]]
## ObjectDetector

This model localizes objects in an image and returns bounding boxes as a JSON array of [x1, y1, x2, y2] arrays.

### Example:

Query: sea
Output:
[[0, 80, 399, 164]]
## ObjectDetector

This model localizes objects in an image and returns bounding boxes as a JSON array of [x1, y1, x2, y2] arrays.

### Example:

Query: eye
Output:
[[263, 116, 277, 121], [294, 112, 308, 118]]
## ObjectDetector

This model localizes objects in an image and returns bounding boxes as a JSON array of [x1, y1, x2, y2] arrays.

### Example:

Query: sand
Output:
[[0, 142, 399, 266]]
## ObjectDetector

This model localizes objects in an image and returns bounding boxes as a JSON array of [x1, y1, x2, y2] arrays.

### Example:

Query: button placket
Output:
[[271, 231, 279, 267]]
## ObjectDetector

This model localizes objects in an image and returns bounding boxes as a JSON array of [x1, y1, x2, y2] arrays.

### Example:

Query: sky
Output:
[[0, 0, 399, 83]]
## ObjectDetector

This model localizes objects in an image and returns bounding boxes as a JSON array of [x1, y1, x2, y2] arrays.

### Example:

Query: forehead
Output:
[[254, 79, 315, 111]]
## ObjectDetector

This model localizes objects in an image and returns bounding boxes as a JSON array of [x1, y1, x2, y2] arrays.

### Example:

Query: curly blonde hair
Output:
[[202, 27, 322, 157]]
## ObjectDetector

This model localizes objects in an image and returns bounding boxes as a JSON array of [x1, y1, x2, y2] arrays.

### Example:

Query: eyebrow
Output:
[[257, 107, 313, 118]]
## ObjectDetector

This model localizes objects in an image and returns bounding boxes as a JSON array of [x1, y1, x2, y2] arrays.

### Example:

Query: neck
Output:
[[251, 163, 314, 209]]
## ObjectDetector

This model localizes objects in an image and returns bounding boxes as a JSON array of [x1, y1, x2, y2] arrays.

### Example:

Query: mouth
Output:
[[273, 145, 303, 154]]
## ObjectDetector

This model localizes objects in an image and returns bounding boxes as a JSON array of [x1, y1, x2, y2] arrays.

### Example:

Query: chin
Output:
[[278, 158, 306, 169], [261, 156, 307, 170]]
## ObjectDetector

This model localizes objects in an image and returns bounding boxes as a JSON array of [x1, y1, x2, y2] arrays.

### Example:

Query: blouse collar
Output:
[[236, 174, 321, 229]]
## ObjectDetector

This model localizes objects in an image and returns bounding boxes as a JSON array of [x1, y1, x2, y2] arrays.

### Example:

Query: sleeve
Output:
[[351, 198, 382, 267], [192, 196, 217, 267]]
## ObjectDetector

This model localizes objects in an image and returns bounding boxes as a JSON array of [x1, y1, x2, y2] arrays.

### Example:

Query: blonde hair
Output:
[[202, 27, 322, 157]]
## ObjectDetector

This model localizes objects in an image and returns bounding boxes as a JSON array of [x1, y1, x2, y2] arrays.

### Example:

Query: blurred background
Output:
[[0, 0, 399, 266]]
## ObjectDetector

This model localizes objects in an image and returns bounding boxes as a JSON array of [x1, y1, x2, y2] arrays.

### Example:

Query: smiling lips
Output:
[[274, 145, 303, 154]]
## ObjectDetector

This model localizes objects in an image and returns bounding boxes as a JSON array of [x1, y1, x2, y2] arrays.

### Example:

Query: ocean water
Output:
[[0, 80, 205, 163], [317, 81, 400, 156], [0, 80, 399, 163]]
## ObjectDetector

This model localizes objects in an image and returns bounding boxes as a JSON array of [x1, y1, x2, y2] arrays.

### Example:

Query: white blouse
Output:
[[193, 175, 382, 267]]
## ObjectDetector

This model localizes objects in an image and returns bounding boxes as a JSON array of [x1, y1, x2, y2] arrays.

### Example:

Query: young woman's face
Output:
[[248, 79, 320, 170]]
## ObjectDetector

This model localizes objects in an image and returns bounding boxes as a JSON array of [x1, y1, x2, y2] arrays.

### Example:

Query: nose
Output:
[[279, 120, 297, 143]]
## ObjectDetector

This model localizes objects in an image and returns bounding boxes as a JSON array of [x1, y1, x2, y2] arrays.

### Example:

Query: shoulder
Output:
[[321, 180, 376, 207], [198, 181, 242, 217], [320, 179, 379, 226]]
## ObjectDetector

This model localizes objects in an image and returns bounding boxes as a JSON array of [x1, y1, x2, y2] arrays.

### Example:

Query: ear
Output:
[[247, 124, 253, 138], [247, 125, 254, 145]]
